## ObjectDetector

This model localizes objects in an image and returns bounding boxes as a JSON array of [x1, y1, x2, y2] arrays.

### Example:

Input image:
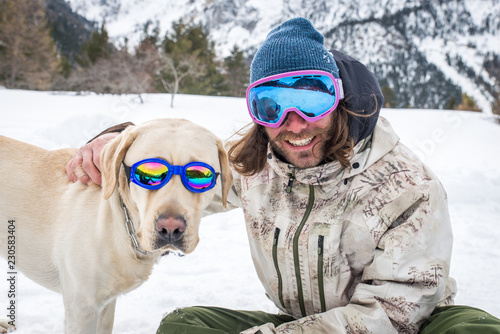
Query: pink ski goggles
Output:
[[246, 70, 344, 128]]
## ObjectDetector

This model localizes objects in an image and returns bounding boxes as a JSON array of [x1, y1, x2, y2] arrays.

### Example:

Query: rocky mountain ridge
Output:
[[66, 0, 500, 113]]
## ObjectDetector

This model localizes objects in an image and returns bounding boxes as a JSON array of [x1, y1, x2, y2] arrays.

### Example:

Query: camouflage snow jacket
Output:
[[212, 116, 456, 333]]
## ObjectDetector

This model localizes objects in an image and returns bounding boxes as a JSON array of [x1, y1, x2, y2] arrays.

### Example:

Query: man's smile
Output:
[[287, 136, 314, 147]]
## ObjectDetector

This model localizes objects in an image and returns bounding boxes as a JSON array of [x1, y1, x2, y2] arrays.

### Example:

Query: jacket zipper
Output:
[[272, 227, 285, 309], [286, 169, 296, 193], [318, 235, 326, 313], [292, 185, 315, 317]]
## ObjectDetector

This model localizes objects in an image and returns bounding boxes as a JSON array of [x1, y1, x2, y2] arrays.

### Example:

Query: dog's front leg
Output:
[[97, 299, 116, 334], [63, 295, 100, 334]]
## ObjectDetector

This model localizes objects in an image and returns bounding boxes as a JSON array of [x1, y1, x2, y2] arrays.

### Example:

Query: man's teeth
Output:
[[288, 137, 313, 147]]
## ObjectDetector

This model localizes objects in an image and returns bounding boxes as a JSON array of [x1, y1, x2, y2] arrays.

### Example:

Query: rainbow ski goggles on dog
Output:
[[246, 70, 344, 128], [124, 158, 218, 193]]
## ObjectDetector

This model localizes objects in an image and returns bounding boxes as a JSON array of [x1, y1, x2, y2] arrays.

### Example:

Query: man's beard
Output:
[[269, 127, 332, 167]]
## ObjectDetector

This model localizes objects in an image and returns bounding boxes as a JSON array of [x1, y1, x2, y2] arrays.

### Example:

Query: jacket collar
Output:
[[266, 144, 346, 187]]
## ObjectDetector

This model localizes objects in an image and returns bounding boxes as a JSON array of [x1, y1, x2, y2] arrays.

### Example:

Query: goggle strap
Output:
[[123, 163, 132, 185], [336, 78, 344, 99]]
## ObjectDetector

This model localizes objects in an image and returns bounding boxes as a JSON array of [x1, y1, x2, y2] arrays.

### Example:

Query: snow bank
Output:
[[1, 90, 499, 333]]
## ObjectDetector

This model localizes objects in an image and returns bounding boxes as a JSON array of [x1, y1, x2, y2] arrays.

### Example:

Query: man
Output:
[[68, 18, 500, 333]]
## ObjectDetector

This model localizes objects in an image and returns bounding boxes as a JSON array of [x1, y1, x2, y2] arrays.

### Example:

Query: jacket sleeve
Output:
[[245, 179, 454, 334], [86, 121, 135, 143]]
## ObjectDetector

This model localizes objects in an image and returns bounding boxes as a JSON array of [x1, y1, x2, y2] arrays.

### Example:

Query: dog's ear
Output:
[[101, 126, 138, 199], [216, 137, 233, 208]]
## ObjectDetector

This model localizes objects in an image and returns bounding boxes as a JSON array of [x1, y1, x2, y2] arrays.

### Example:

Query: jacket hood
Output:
[[331, 49, 383, 144]]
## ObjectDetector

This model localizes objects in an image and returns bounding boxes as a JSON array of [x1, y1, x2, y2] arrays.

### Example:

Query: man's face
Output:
[[265, 111, 333, 168]]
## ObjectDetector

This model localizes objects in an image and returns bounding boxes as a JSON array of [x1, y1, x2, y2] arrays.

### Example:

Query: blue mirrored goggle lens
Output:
[[185, 165, 215, 190], [249, 74, 337, 124], [134, 162, 169, 186]]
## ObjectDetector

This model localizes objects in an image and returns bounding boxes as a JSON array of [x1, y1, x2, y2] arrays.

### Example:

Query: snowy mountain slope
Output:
[[65, 0, 500, 113], [0, 89, 499, 333]]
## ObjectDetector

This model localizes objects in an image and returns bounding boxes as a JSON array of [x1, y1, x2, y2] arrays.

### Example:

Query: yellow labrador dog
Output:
[[0, 118, 232, 333]]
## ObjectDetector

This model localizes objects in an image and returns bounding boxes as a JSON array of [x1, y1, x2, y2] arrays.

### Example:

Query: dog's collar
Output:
[[119, 196, 151, 256]]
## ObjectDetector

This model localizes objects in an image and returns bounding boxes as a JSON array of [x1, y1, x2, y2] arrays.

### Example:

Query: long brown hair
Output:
[[228, 100, 358, 176]]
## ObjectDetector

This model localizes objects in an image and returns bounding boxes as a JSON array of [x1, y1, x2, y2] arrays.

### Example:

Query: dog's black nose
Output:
[[155, 215, 186, 244]]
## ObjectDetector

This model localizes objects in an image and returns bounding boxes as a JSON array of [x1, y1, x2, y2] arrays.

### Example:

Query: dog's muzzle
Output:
[[154, 215, 186, 249]]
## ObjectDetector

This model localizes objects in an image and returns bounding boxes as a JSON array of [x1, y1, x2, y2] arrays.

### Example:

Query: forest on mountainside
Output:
[[0, 0, 495, 114], [0, 0, 249, 102]]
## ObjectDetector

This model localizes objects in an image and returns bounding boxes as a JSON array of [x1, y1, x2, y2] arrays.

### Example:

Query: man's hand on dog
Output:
[[66, 132, 119, 186]]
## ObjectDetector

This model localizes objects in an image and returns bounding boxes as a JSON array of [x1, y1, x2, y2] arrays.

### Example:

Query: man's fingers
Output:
[[81, 147, 102, 185], [65, 161, 77, 182], [77, 172, 91, 186], [65, 131, 117, 186], [92, 142, 103, 173], [65, 151, 83, 183]]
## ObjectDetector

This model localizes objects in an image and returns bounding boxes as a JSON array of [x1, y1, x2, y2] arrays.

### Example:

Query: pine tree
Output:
[[158, 19, 227, 106], [224, 45, 249, 97], [60, 20, 161, 98], [0, 0, 59, 90], [157, 20, 201, 106], [444, 96, 457, 110], [77, 23, 111, 67], [381, 85, 397, 108], [457, 93, 481, 112]]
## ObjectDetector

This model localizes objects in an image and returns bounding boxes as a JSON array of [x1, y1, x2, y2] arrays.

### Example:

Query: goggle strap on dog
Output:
[[123, 164, 132, 186]]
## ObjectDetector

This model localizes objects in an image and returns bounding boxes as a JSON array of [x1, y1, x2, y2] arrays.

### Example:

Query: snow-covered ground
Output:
[[1, 89, 499, 333]]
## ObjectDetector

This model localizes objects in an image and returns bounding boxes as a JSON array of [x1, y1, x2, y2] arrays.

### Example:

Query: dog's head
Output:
[[99, 118, 233, 255]]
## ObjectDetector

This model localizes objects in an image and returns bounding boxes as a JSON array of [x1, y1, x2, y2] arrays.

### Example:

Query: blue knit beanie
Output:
[[250, 17, 339, 83]]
